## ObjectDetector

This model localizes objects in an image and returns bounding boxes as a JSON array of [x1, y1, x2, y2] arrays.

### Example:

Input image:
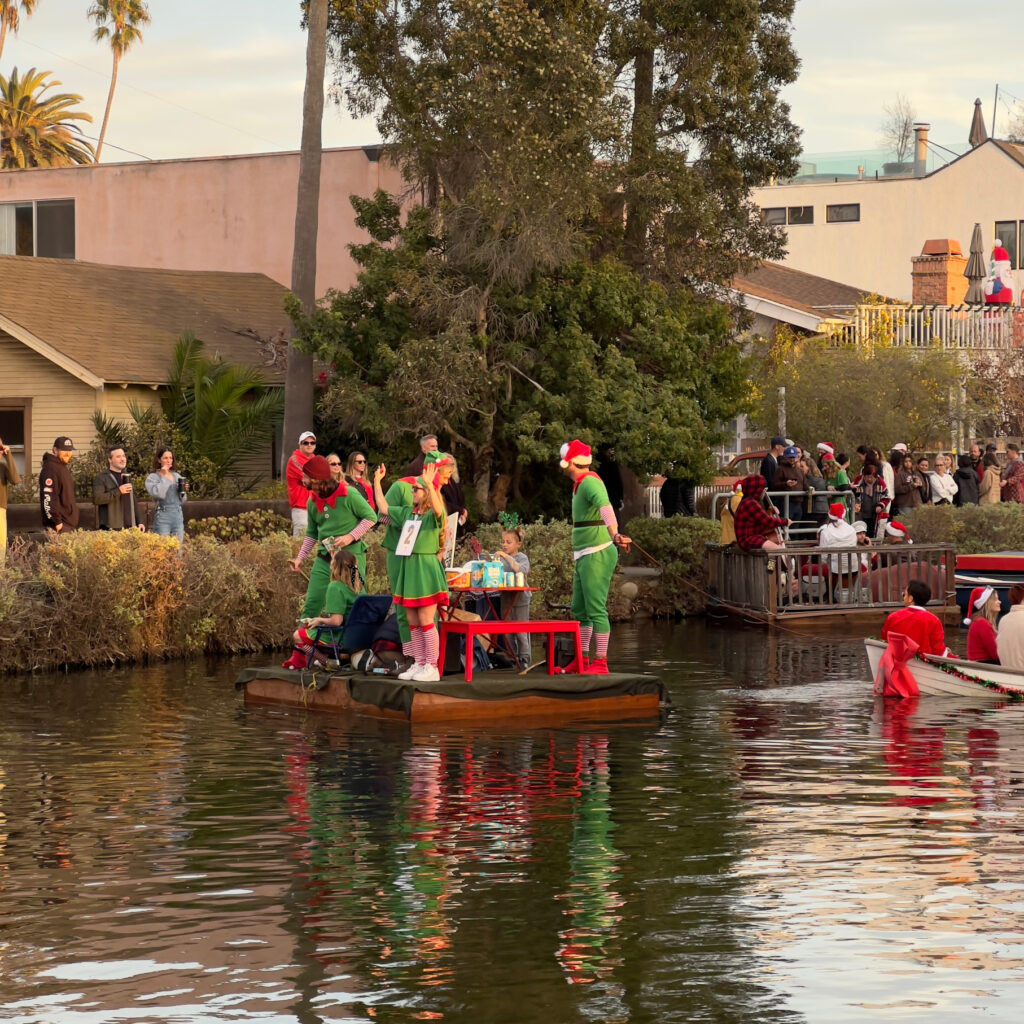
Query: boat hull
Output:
[[864, 638, 1024, 699], [237, 666, 666, 723]]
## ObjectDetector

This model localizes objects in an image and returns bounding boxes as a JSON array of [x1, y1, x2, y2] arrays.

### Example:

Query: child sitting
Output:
[[283, 549, 363, 670], [494, 514, 531, 666]]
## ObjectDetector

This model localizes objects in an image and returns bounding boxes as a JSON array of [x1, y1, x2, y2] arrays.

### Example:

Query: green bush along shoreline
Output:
[[0, 517, 718, 674]]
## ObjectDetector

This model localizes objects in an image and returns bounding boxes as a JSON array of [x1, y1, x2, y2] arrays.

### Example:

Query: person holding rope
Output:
[[558, 439, 631, 676]]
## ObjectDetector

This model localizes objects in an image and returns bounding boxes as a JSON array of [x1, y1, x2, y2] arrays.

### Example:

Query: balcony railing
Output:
[[836, 304, 1024, 350]]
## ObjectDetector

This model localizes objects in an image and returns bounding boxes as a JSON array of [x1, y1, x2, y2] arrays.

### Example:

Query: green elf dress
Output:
[[570, 471, 617, 634], [301, 481, 376, 618], [389, 501, 450, 610], [381, 475, 417, 643]]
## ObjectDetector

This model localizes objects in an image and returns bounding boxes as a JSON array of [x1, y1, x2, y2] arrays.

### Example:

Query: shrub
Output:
[[904, 503, 1024, 553], [187, 508, 290, 542], [621, 515, 720, 616]]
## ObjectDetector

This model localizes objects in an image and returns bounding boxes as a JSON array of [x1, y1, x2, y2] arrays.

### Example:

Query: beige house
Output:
[[0, 255, 289, 479], [750, 135, 1024, 302]]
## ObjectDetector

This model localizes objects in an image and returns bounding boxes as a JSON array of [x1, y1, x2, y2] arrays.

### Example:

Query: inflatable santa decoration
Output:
[[984, 239, 1014, 304]]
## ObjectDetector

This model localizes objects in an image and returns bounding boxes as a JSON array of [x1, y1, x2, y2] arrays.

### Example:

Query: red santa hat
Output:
[[963, 585, 995, 626], [884, 520, 909, 540], [828, 502, 846, 520], [559, 439, 592, 468], [817, 442, 835, 456]]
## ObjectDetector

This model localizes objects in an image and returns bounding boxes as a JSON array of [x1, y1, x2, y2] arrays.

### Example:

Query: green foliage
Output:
[[292, 194, 750, 512], [0, 531, 305, 672], [904, 503, 1024, 554], [747, 331, 987, 454], [0, 66, 95, 168], [187, 509, 290, 542], [623, 516, 720, 616]]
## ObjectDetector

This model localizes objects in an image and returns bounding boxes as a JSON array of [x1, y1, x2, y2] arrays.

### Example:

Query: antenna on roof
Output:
[[993, 84, 1000, 140]]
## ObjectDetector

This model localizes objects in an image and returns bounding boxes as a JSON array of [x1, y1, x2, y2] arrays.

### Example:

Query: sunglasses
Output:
[[301, 440, 316, 446], [354, 458, 367, 464], [328, 461, 341, 467]]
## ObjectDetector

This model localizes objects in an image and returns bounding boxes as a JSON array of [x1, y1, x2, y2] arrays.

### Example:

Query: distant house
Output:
[[0, 145, 406, 297], [750, 132, 1024, 302], [0, 255, 290, 479]]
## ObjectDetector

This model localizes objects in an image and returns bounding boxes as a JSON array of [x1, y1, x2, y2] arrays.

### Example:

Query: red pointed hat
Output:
[[304, 455, 333, 481], [559, 439, 592, 468], [964, 585, 995, 625]]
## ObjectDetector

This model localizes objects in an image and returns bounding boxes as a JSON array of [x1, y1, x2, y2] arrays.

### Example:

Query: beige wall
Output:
[[0, 334, 100, 477], [751, 144, 1024, 302], [0, 147, 408, 296]]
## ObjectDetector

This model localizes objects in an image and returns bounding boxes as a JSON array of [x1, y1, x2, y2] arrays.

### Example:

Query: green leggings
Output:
[[570, 544, 618, 634], [385, 549, 411, 644]]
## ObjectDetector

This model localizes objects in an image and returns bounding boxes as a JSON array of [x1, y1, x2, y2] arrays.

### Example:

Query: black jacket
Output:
[[953, 467, 979, 506], [39, 452, 79, 530]]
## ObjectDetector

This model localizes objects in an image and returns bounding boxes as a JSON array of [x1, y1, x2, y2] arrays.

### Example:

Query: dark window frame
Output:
[[994, 220, 1018, 270], [0, 199, 75, 259], [762, 207, 786, 226], [0, 398, 32, 477], [826, 203, 861, 224], [787, 206, 813, 225]]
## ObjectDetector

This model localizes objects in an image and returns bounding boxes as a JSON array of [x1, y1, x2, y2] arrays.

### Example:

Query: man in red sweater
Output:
[[881, 579, 947, 656], [286, 431, 317, 536]]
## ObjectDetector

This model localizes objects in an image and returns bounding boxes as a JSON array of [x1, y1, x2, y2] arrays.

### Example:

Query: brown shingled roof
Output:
[[0, 255, 292, 384], [731, 261, 877, 316]]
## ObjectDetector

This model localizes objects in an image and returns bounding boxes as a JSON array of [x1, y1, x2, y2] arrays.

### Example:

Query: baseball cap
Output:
[[298, 431, 317, 444], [53, 436, 75, 451]]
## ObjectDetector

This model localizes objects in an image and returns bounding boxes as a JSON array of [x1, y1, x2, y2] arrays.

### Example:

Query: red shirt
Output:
[[286, 448, 313, 509], [881, 605, 946, 656], [966, 617, 999, 663]]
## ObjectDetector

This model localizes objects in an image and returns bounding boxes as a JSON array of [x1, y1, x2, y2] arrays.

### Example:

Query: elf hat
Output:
[[963, 586, 995, 626], [304, 455, 332, 481], [424, 450, 453, 469], [828, 502, 846, 520], [559, 440, 592, 468]]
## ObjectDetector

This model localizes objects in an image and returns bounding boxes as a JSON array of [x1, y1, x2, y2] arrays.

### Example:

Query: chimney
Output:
[[913, 123, 930, 177], [911, 238, 967, 304]]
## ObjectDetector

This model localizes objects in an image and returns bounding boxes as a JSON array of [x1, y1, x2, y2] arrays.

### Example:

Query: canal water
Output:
[[2, 621, 1023, 1023]]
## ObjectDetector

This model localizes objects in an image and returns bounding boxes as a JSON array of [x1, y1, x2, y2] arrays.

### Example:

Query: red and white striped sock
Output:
[[579, 625, 593, 658], [411, 625, 426, 665], [594, 632, 609, 659], [422, 621, 438, 667]]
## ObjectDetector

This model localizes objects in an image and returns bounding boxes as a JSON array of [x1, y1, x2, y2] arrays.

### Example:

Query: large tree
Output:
[[283, 0, 328, 474], [289, 192, 748, 513], [87, 0, 150, 161], [0, 0, 39, 64], [0, 66, 94, 168]]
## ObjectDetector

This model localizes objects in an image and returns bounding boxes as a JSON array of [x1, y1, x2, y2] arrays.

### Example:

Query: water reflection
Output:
[[1, 626, 1024, 1021]]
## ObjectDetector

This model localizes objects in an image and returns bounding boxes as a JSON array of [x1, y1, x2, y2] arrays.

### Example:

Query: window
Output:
[[0, 400, 31, 476], [762, 207, 786, 226], [995, 220, 1018, 269], [787, 206, 813, 225], [826, 203, 860, 223], [0, 199, 75, 259]]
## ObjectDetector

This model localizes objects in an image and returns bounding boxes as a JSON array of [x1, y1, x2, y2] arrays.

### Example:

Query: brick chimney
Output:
[[911, 239, 968, 304]]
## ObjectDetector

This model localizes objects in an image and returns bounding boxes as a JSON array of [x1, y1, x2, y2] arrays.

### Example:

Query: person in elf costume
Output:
[[985, 239, 1014, 304], [559, 439, 632, 675], [374, 460, 449, 682], [380, 450, 455, 667], [288, 454, 377, 619]]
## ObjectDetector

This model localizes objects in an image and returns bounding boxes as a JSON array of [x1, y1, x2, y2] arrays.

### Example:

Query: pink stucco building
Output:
[[0, 145, 407, 295]]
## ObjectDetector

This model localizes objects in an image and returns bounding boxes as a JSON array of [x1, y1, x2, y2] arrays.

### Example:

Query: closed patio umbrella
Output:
[[964, 222, 986, 304]]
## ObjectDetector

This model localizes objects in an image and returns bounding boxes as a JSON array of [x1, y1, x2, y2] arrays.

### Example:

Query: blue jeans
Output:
[[153, 506, 184, 543]]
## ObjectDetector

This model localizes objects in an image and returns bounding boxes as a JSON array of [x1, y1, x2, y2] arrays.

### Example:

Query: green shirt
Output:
[[389, 504, 444, 555], [305, 484, 377, 553], [381, 478, 416, 551], [571, 473, 612, 552]]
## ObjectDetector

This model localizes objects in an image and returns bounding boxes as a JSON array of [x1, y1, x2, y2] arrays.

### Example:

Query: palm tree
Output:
[[0, 0, 39, 64], [87, 0, 150, 161], [0, 66, 95, 168]]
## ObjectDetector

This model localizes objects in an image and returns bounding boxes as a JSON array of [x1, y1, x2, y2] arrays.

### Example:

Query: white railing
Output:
[[838, 304, 1024, 350]]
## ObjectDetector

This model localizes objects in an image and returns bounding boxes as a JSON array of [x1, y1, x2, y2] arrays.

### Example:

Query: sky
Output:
[[1, 0, 1022, 164]]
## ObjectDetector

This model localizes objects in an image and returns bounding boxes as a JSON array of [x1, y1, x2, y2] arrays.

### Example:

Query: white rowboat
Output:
[[865, 638, 1024, 699]]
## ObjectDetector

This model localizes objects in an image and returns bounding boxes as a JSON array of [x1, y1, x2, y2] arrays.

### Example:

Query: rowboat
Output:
[[236, 665, 667, 723], [864, 637, 1024, 699]]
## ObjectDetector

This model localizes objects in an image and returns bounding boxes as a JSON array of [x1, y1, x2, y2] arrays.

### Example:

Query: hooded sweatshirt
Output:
[[39, 452, 79, 530], [733, 475, 789, 551]]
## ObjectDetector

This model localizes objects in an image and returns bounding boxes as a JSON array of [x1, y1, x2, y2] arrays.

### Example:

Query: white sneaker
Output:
[[412, 664, 440, 682], [398, 663, 423, 680]]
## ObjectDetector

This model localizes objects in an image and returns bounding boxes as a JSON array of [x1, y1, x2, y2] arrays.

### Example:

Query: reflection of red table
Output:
[[438, 617, 583, 682]]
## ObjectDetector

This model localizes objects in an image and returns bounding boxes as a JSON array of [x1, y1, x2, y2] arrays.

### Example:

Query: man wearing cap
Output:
[[0, 434, 20, 565], [93, 445, 144, 532], [559, 439, 631, 675], [286, 431, 318, 537], [771, 445, 807, 524], [760, 437, 786, 489], [39, 437, 79, 533]]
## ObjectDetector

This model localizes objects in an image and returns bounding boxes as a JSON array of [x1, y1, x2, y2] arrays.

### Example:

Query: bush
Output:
[[621, 515, 720, 616], [904, 503, 1024, 553], [187, 508, 290, 542], [0, 531, 306, 673]]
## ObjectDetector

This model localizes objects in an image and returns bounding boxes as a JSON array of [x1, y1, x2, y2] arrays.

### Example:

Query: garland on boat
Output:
[[915, 652, 1024, 701]]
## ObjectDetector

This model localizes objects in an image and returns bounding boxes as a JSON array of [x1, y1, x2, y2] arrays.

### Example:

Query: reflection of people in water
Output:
[[875, 695, 947, 807]]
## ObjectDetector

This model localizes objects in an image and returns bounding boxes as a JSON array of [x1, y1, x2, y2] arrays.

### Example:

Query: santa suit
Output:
[[881, 604, 945, 656], [985, 244, 1014, 304]]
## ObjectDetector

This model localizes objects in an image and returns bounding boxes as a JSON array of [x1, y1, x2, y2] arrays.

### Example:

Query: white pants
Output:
[[291, 507, 308, 537]]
